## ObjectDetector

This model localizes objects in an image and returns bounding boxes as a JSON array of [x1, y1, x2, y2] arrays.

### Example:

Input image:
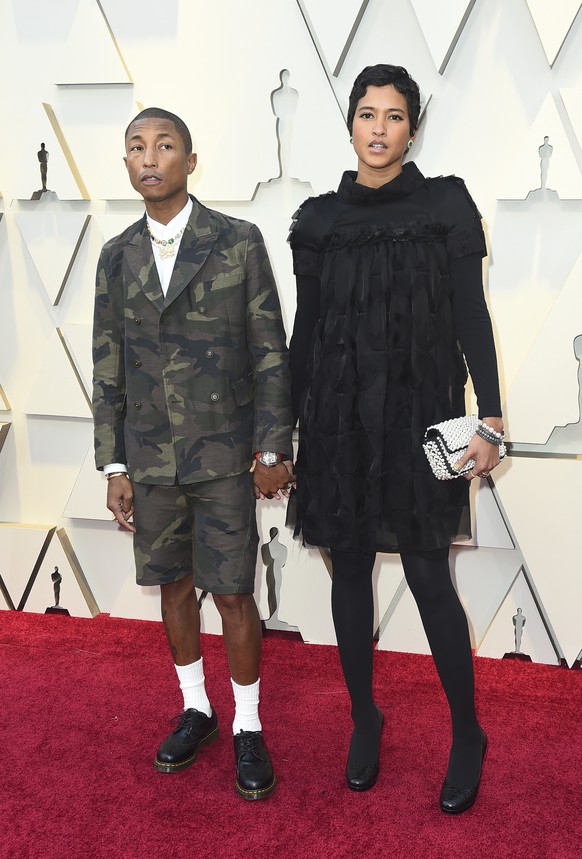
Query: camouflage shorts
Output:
[[132, 472, 258, 594]]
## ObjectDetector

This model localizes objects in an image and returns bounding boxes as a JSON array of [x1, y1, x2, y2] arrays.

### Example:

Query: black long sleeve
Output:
[[450, 253, 502, 417], [289, 274, 320, 425]]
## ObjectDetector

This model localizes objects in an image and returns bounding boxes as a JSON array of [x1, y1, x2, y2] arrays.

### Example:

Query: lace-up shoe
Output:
[[233, 730, 277, 800], [154, 707, 218, 773]]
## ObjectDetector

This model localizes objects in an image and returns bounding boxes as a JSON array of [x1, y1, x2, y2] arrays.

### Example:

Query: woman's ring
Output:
[[469, 470, 476, 478], [481, 471, 490, 478]]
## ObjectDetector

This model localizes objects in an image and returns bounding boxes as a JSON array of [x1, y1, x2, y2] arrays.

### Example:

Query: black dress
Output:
[[288, 162, 501, 554]]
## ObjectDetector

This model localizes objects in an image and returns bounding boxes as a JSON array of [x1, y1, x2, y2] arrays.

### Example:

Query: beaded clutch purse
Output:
[[422, 416, 507, 480]]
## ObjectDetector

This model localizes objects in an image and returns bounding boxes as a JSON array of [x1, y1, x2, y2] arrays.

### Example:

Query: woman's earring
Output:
[[349, 136, 353, 144], [407, 139, 414, 149]]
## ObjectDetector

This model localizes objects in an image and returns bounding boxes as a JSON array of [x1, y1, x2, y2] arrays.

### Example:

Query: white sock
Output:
[[231, 678, 262, 734], [174, 657, 211, 717]]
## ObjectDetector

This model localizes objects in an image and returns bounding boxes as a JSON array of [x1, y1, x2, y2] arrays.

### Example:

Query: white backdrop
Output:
[[1, 0, 581, 666]]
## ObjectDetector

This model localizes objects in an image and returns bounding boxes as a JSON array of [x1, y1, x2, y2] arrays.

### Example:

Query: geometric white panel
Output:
[[525, 0, 581, 66], [0, 383, 10, 410], [63, 445, 111, 521], [0, 422, 11, 456], [453, 546, 522, 647], [25, 329, 91, 418], [462, 479, 515, 549], [14, 211, 90, 305], [60, 324, 92, 397], [411, 0, 477, 73], [377, 581, 429, 654], [277, 539, 337, 645], [9, 111, 86, 202], [99, 0, 350, 198], [560, 88, 582, 151], [298, 0, 369, 74], [477, 568, 560, 665], [504, 249, 582, 445], [199, 593, 225, 636], [51, 89, 138, 200], [495, 457, 582, 666], [497, 94, 582, 200], [0, 524, 55, 612], [377, 544, 522, 655], [56, 0, 131, 85], [93, 211, 144, 246], [255, 500, 298, 628], [21, 529, 98, 618], [107, 575, 162, 622]]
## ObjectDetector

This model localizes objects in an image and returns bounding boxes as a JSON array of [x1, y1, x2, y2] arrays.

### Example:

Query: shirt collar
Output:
[[146, 197, 193, 236]]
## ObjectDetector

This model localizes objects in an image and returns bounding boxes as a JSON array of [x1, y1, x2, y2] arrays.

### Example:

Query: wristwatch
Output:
[[255, 451, 284, 468]]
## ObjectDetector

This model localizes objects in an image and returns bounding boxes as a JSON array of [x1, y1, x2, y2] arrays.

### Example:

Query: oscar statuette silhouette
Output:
[[45, 566, 70, 616], [503, 608, 531, 661]]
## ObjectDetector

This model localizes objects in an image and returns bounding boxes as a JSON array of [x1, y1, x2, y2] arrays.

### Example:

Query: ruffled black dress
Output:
[[288, 163, 501, 554]]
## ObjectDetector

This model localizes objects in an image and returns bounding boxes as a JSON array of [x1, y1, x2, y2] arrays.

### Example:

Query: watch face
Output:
[[259, 451, 279, 467]]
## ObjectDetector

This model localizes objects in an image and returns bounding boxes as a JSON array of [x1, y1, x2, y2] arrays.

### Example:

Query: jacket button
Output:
[[133, 317, 141, 325], [198, 306, 207, 315], [133, 401, 141, 409], [210, 392, 220, 403], [204, 349, 214, 359], [133, 360, 141, 368]]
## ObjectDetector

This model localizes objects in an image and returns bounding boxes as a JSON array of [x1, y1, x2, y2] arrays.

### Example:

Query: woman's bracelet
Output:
[[106, 471, 130, 481], [476, 420, 505, 446]]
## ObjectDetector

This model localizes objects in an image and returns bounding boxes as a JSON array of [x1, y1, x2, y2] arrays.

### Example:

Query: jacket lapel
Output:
[[125, 217, 164, 313], [164, 200, 219, 307]]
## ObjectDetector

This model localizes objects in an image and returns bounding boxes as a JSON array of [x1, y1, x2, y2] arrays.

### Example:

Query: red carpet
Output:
[[1, 611, 580, 859]]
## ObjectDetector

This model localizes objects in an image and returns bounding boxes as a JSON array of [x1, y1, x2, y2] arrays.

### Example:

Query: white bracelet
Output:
[[479, 420, 504, 439]]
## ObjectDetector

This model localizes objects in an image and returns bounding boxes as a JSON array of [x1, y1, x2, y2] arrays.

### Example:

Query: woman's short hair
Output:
[[347, 65, 421, 135]]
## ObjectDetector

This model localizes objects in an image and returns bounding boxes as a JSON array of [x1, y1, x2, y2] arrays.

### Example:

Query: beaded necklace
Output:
[[146, 222, 186, 259]]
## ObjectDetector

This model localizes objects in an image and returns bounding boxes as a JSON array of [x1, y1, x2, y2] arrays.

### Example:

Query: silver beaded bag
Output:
[[422, 415, 507, 480]]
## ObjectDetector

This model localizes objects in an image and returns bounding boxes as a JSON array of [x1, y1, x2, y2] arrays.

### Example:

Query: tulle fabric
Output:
[[294, 223, 471, 553]]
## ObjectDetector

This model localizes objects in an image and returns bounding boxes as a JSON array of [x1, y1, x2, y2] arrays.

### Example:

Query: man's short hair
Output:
[[125, 107, 193, 154]]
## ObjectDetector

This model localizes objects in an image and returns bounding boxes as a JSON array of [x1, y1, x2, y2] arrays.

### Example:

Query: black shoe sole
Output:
[[439, 730, 488, 814], [153, 723, 219, 773], [346, 706, 384, 792], [347, 768, 379, 792], [235, 774, 277, 801]]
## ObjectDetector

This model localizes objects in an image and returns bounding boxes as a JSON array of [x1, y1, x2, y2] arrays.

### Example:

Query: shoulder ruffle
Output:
[[287, 191, 336, 250], [427, 175, 486, 260]]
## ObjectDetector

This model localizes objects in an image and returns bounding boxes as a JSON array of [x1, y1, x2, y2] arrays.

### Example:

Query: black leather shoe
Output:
[[154, 707, 218, 773], [234, 731, 277, 800], [346, 707, 384, 792], [439, 730, 488, 814]]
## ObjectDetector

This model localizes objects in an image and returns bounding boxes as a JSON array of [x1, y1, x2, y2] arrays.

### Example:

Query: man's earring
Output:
[[407, 139, 414, 149]]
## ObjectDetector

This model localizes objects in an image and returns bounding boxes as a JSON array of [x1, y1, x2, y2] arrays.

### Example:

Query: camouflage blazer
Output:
[[92, 197, 293, 485]]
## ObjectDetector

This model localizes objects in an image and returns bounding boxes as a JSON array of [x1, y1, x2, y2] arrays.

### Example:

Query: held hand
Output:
[[455, 434, 501, 481], [251, 460, 295, 501], [106, 475, 136, 532]]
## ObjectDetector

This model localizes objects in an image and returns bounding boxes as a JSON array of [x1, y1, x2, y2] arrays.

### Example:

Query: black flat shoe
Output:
[[234, 730, 277, 800], [346, 707, 384, 792], [439, 729, 488, 814], [154, 707, 218, 773]]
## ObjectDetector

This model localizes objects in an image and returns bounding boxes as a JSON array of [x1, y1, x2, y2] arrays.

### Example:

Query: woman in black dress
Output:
[[288, 65, 504, 813]]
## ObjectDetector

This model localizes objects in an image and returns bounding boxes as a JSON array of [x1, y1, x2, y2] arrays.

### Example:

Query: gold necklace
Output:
[[146, 222, 186, 259]]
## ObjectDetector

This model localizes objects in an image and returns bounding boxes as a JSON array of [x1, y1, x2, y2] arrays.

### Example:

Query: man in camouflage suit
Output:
[[92, 107, 293, 800]]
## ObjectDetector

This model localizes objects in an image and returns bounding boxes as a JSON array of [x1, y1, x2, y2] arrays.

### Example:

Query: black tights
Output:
[[330, 548, 483, 786]]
